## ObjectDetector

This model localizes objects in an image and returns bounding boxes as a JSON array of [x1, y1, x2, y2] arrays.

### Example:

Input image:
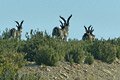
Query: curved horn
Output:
[[91, 27, 94, 32], [88, 25, 92, 31], [84, 26, 87, 32], [20, 20, 24, 26], [15, 21, 19, 26], [59, 20, 63, 26], [67, 14, 72, 25], [59, 20, 64, 27], [59, 16, 66, 24]]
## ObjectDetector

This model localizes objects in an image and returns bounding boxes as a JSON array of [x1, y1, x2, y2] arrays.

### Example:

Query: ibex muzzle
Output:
[[52, 14, 72, 41]]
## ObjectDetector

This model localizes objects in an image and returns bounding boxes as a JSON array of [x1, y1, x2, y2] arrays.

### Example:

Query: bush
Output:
[[116, 46, 120, 59], [0, 37, 26, 80], [65, 48, 84, 63], [2, 28, 10, 39], [0, 51, 26, 80], [92, 41, 116, 63], [35, 46, 59, 66], [84, 53, 94, 65], [22, 40, 38, 61]]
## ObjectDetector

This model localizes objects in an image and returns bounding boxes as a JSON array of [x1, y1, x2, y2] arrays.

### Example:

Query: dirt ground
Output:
[[18, 59, 120, 80]]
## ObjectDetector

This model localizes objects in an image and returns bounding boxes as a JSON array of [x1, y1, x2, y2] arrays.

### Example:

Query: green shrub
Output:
[[73, 48, 85, 64], [65, 46, 85, 64], [92, 41, 116, 63], [22, 30, 57, 61], [0, 38, 26, 80], [65, 50, 75, 64], [22, 40, 38, 61], [82, 41, 93, 54], [0, 52, 26, 80], [116, 46, 120, 59], [84, 53, 94, 65], [0, 39, 19, 53], [35, 46, 59, 66], [2, 28, 10, 39]]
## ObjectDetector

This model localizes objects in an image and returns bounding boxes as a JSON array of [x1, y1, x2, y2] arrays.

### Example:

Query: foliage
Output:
[[0, 50, 26, 80], [18, 30, 120, 65], [35, 46, 59, 66], [116, 46, 120, 59], [1, 28, 120, 79], [65, 40, 85, 64], [2, 28, 10, 39], [0, 36, 26, 80], [91, 40, 116, 63], [84, 53, 94, 65]]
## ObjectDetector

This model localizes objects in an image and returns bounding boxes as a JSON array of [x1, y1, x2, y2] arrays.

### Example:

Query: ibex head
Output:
[[59, 15, 72, 39], [15, 20, 24, 32], [59, 14, 72, 29], [83, 25, 95, 41]]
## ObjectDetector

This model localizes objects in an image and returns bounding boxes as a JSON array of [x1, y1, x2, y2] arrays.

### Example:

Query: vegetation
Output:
[[84, 53, 94, 65], [0, 29, 120, 79], [0, 39, 26, 80]]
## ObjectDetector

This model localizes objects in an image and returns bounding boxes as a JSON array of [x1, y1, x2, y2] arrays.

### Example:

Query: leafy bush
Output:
[[19, 31, 45, 61], [84, 53, 94, 65], [0, 36, 26, 80], [116, 46, 120, 59], [65, 40, 85, 64], [22, 30, 67, 64], [1, 26, 120, 79], [2, 28, 10, 39], [92, 41, 116, 63], [0, 51, 26, 80], [35, 46, 59, 66]]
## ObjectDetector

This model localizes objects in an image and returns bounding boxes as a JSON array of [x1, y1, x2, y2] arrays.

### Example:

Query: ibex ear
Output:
[[67, 14, 72, 25], [84, 26, 87, 32], [59, 16, 66, 24]]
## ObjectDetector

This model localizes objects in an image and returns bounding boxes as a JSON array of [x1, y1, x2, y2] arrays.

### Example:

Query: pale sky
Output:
[[0, 0, 120, 40]]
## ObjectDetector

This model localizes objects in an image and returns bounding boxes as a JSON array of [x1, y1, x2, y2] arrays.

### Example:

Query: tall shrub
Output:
[[92, 41, 116, 63], [35, 46, 59, 66]]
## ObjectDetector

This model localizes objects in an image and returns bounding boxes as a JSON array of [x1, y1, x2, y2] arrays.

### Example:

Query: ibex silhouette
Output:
[[10, 20, 24, 40], [82, 25, 95, 41], [52, 14, 72, 40]]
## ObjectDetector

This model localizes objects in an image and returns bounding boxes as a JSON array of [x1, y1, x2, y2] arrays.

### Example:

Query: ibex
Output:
[[82, 25, 95, 41], [52, 14, 72, 41], [10, 20, 24, 40]]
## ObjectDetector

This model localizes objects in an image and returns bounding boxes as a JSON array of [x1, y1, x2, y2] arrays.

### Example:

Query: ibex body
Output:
[[52, 15, 72, 41], [82, 25, 95, 41], [9, 20, 24, 40]]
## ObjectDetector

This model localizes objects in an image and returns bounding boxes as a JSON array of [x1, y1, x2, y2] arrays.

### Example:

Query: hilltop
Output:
[[0, 29, 120, 80], [18, 60, 120, 80]]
